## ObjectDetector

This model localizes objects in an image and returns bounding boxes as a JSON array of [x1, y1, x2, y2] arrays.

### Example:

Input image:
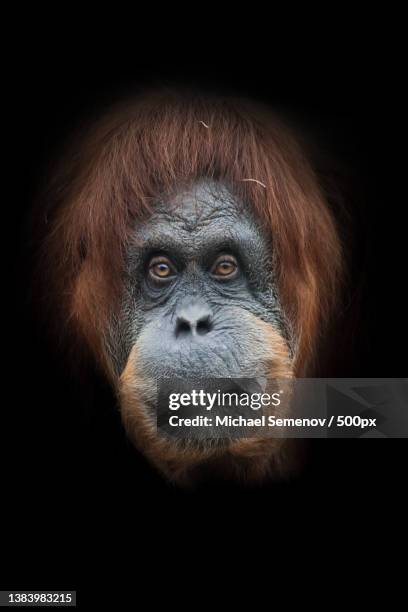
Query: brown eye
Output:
[[211, 255, 238, 279], [148, 256, 176, 281]]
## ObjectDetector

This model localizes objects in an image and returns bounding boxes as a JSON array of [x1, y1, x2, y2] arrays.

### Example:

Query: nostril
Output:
[[196, 316, 212, 335], [175, 319, 191, 338], [175, 315, 213, 338]]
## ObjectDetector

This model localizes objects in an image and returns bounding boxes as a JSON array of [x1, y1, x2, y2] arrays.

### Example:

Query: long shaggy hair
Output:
[[36, 89, 343, 382]]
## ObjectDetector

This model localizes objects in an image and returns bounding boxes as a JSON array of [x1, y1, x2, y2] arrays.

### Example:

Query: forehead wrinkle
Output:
[[155, 180, 247, 231], [133, 220, 265, 262], [135, 207, 251, 246], [151, 201, 238, 233], [130, 179, 268, 256]]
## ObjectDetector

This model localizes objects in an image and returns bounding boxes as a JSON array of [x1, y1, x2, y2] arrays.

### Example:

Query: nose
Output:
[[175, 301, 213, 338]]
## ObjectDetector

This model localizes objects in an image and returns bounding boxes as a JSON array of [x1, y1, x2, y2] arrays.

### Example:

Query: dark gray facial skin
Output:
[[107, 179, 290, 379]]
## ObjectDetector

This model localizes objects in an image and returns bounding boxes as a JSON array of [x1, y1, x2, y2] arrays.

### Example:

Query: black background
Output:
[[2, 13, 407, 605]]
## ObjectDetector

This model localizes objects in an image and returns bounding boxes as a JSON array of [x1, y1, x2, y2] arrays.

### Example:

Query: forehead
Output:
[[134, 180, 262, 247], [156, 180, 246, 227]]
